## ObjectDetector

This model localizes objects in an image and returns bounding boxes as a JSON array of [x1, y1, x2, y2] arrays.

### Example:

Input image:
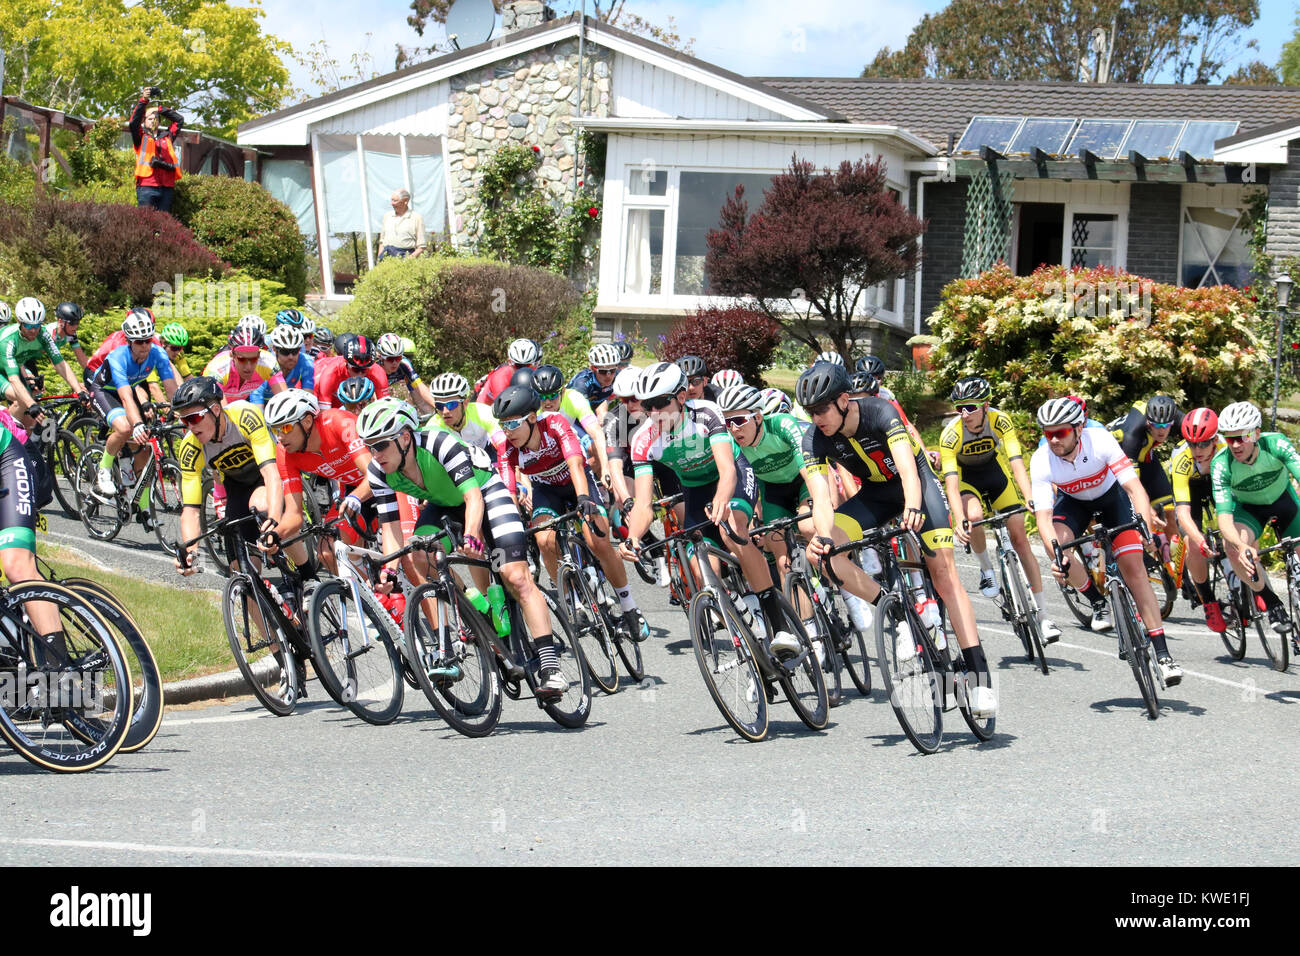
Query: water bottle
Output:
[[263, 578, 298, 627], [486, 583, 511, 637], [120, 458, 135, 486], [655, 556, 670, 587], [1223, 557, 1240, 591], [735, 592, 768, 641], [915, 597, 945, 649], [583, 565, 600, 599], [465, 586, 491, 618], [1080, 540, 1098, 564]]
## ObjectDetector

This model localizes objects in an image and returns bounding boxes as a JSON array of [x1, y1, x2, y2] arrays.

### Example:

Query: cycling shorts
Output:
[[832, 468, 953, 556], [528, 467, 608, 522], [413, 473, 529, 566], [1138, 459, 1174, 511], [682, 452, 758, 549], [1051, 481, 1143, 558], [759, 476, 812, 522], [0, 439, 39, 552], [1231, 484, 1300, 542], [957, 457, 1021, 513]]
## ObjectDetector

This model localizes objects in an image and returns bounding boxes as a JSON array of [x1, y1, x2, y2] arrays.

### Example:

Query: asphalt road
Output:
[[6, 487, 1299, 866]]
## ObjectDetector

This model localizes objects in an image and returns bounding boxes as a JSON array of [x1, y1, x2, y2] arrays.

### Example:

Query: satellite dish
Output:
[[446, 0, 496, 49]]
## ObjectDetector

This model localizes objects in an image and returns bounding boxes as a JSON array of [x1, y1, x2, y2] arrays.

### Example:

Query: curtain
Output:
[[405, 139, 447, 237], [624, 210, 651, 295], [261, 159, 316, 236], [317, 134, 364, 233]]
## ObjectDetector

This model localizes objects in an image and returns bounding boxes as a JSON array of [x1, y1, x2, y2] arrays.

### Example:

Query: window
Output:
[[629, 168, 668, 196], [623, 209, 664, 296], [1182, 207, 1250, 288], [674, 171, 776, 295], [1069, 213, 1118, 268]]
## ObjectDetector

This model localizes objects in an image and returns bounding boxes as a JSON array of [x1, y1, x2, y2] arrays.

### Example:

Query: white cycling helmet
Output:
[[299, 315, 317, 336], [718, 383, 763, 413], [1219, 401, 1262, 434], [263, 388, 318, 429], [711, 369, 744, 389], [636, 361, 687, 401], [237, 314, 267, 339], [613, 366, 642, 399], [507, 338, 540, 366], [15, 297, 45, 327], [356, 397, 421, 442], [121, 308, 155, 341], [1037, 397, 1086, 429], [759, 387, 790, 416], [430, 372, 469, 399], [588, 343, 621, 368], [0, 302, 10, 325], [815, 350, 845, 367], [267, 325, 304, 351], [376, 332, 405, 358]]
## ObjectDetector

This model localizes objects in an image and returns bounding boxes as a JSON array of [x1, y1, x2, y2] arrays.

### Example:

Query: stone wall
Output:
[[1267, 139, 1300, 264], [445, 38, 612, 247]]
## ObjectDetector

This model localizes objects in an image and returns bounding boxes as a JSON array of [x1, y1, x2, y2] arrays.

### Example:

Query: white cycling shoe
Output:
[[95, 467, 116, 497], [769, 631, 801, 659], [968, 684, 998, 718]]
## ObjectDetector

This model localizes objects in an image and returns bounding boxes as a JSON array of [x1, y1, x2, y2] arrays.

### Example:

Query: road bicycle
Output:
[[1253, 534, 1300, 672], [968, 504, 1050, 674], [1057, 522, 1176, 628]]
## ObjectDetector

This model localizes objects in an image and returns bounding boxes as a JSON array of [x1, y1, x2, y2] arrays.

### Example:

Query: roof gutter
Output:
[[571, 117, 938, 156]]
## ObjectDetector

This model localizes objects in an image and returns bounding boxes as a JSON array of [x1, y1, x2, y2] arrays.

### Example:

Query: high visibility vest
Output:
[[134, 133, 182, 182]]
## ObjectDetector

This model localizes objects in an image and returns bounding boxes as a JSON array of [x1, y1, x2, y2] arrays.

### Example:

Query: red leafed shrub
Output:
[[657, 306, 784, 383]]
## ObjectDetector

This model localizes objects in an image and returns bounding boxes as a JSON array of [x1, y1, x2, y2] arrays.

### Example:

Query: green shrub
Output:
[[656, 306, 784, 383], [928, 262, 1269, 418], [173, 176, 307, 302], [884, 366, 930, 420], [0, 155, 39, 212]]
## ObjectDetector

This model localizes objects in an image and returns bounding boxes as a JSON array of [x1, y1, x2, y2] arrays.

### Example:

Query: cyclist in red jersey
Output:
[[314, 334, 389, 410], [476, 338, 540, 407]]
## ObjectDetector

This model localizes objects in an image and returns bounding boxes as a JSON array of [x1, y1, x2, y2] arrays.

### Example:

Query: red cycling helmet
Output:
[[1066, 394, 1087, 416], [344, 334, 375, 370], [1181, 407, 1219, 443]]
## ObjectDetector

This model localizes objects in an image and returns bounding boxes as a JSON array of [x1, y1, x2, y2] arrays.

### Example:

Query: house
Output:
[[237, 0, 1300, 358]]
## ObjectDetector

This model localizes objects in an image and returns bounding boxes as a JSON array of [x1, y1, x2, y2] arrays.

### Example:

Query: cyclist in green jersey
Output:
[[1212, 401, 1300, 636], [3, 298, 87, 431]]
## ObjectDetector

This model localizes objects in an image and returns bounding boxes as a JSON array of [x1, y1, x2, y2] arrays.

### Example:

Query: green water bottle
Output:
[[486, 583, 511, 637], [464, 586, 491, 618]]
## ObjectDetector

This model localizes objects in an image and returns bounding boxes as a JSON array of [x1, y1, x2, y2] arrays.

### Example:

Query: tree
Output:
[[0, 0, 292, 138], [705, 155, 925, 360], [1282, 13, 1300, 85], [292, 35, 381, 99], [1224, 60, 1281, 84], [862, 0, 1260, 84]]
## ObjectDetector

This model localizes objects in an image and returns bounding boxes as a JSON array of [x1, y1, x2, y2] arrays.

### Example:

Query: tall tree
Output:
[[705, 156, 925, 359], [1282, 13, 1300, 85], [0, 0, 292, 137], [863, 0, 1260, 84]]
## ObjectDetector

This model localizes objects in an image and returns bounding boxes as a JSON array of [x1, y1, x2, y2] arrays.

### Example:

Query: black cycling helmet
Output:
[[532, 364, 564, 393], [333, 331, 358, 361], [850, 371, 873, 394], [795, 362, 850, 407], [950, 375, 992, 404], [55, 302, 83, 323], [510, 366, 536, 391], [676, 355, 707, 378], [1145, 395, 1178, 427], [613, 341, 634, 365], [493, 384, 541, 420], [855, 355, 886, 379], [173, 376, 224, 412], [343, 334, 374, 370]]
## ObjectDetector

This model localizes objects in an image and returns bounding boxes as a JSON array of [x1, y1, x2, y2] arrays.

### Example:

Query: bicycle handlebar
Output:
[[749, 510, 813, 539], [966, 503, 1027, 530]]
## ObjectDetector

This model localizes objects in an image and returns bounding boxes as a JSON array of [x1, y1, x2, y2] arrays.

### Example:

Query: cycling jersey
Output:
[[476, 362, 521, 407], [384, 357, 423, 388], [43, 321, 81, 355], [494, 412, 584, 497], [424, 401, 500, 468], [1211, 433, 1300, 513], [275, 409, 366, 495], [630, 400, 738, 487], [543, 388, 600, 448], [604, 403, 641, 468], [743, 412, 812, 485], [313, 356, 389, 410], [801, 396, 927, 485], [568, 368, 614, 407], [251, 352, 313, 405], [204, 350, 282, 403], [1170, 439, 1223, 509], [87, 330, 161, 374], [176, 401, 278, 506], [939, 407, 1023, 476], [1029, 426, 1136, 505], [366, 429, 490, 518], [0, 324, 61, 379], [1110, 400, 1185, 464], [92, 342, 174, 390]]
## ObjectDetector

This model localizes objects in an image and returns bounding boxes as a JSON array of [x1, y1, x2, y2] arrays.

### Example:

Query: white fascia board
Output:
[[1214, 137, 1292, 166], [573, 117, 938, 156]]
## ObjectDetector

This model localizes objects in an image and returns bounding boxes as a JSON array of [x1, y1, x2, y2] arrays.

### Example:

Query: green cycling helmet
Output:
[[160, 322, 189, 347]]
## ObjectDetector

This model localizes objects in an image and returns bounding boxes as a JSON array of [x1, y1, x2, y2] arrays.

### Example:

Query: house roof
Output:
[[755, 77, 1300, 153]]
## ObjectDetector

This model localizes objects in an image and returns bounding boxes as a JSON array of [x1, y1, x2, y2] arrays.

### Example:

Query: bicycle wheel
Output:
[[0, 582, 133, 772], [688, 590, 768, 741], [1219, 573, 1248, 659], [73, 444, 125, 542], [784, 573, 841, 709], [1112, 585, 1159, 719], [1057, 545, 1096, 628], [48, 427, 85, 518], [404, 584, 501, 737], [223, 574, 299, 717], [305, 577, 403, 724], [768, 588, 829, 730], [634, 527, 660, 585], [528, 589, 592, 728], [600, 578, 645, 681], [874, 591, 942, 754], [1145, 553, 1177, 619], [1004, 550, 1048, 675], [57, 577, 164, 754], [825, 586, 871, 696], [559, 566, 619, 695], [149, 457, 185, 556], [944, 638, 996, 741], [201, 478, 232, 577]]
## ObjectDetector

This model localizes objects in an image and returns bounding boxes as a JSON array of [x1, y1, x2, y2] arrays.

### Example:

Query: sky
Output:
[[248, 0, 1299, 100]]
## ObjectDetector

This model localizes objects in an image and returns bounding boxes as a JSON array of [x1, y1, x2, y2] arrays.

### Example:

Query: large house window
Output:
[[1182, 207, 1250, 288], [674, 171, 777, 295], [1069, 213, 1118, 268]]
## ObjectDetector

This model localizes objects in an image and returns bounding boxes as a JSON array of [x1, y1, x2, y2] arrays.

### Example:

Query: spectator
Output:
[[376, 189, 426, 260], [130, 86, 183, 213]]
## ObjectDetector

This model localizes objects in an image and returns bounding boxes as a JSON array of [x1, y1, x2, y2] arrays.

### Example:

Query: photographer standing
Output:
[[130, 85, 183, 213]]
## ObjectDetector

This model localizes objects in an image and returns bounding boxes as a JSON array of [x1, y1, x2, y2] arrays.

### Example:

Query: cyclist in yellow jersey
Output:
[[171, 376, 284, 576], [1170, 408, 1229, 633], [940, 376, 1060, 641]]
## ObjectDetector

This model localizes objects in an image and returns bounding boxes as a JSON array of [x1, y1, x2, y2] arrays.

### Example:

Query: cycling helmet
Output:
[[356, 397, 420, 442], [430, 372, 469, 399], [850, 371, 873, 394], [950, 375, 992, 404], [336, 375, 376, 406], [1181, 407, 1219, 443], [613, 366, 642, 399], [855, 355, 886, 379], [532, 364, 565, 394], [172, 376, 224, 411], [636, 362, 687, 401], [1219, 401, 1262, 434], [299, 315, 316, 336], [160, 323, 189, 347], [122, 308, 155, 341], [613, 341, 634, 365], [718, 383, 763, 413], [333, 331, 358, 359], [795, 362, 850, 407], [676, 355, 707, 379], [711, 369, 744, 389], [1145, 395, 1178, 427], [15, 297, 46, 327], [493, 384, 541, 420], [263, 388, 318, 429], [1037, 397, 1086, 429], [507, 338, 541, 366], [815, 350, 844, 367], [510, 366, 536, 391], [312, 325, 333, 347], [343, 335, 375, 370], [267, 325, 304, 352], [55, 302, 83, 324], [274, 308, 304, 328], [375, 333, 405, 359], [588, 343, 621, 368], [759, 387, 790, 416], [237, 314, 267, 338], [228, 327, 261, 355], [0, 303, 9, 324]]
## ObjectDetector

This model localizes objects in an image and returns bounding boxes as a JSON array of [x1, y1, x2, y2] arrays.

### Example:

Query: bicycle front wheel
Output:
[[826, 587, 871, 695], [224, 574, 299, 717], [1146, 553, 1177, 619], [688, 590, 767, 742], [559, 566, 619, 695], [1004, 550, 1048, 675], [149, 457, 185, 556], [874, 591, 942, 754], [769, 587, 829, 730], [1112, 585, 1159, 720], [73, 444, 125, 542], [783, 573, 840, 710], [404, 584, 501, 737], [306, 577, 403, 724], [49, 427, 84, 518], [530, 588, 592, 728]]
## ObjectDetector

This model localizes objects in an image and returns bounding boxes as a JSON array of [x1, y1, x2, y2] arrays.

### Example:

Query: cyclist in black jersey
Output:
[[1110, 395, 1183, 553]]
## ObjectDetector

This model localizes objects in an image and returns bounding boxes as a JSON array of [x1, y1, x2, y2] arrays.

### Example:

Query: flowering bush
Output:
[[928, 262, 1268, 416], [657, 306, 784, 383]]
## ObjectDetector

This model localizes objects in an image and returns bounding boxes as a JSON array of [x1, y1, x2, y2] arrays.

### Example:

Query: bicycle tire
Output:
[[0, 581, 133, 772], [559, 566, 619, 695], [149, 457, 185, 556], [404, 583, 501, 737], [1256, 589, 1289, 671], [200, 477, 232, 578], [826, 586, 871, 695], [1214, 563, 1248, 659], [525, 588, 592, 728], [1004, 550, 1048, 675], [73, 444, 125, 542], [297, 581, 349, 709], [688, 589, 768, 742], [48, 427, 85, 518], [768, 587, 829, 730], [600, 578, 645, 681], [874, 591, 942, 754], [223, 574, 299, 717], [1145, 553, 1176, 619], [1057, 545, 1097, 628], [305, 577, 403, 724], [1112, 584, 1159, 719], [784, 572, 841, 709]]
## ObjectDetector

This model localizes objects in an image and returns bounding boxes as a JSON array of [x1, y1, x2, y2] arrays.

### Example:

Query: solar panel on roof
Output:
[[954, 116, 1023, 154], [1120, 120, 1186, 160], [1007, 118, 1077, 156], [1067, 119, 1132, 160], [1175, 121, 1239, 161]]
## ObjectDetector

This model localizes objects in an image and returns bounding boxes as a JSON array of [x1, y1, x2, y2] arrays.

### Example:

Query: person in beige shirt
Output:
[[377, 189, 426, 259]]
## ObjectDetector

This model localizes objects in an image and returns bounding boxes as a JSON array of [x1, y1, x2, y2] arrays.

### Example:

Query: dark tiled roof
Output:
[[1216, 115, 1300, 147], [755, 77, 1300, 153]]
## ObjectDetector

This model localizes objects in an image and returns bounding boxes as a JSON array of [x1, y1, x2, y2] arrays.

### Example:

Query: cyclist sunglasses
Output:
[[1042, 426, 1072, 440], [955, 404, 981, 414], [537, 390, 560, 402], [1189, 438, 1218, 449], [179, 411, 207, 427], [433, 400, 462, 412], [1224, 433, 1252, 445], [275, 347, 299, 358], [272, 421, 299, 437], [594, 367, 619, 376], [366, 438, 394, 454], [725, 414, 754, 429], [642, 394, 674, 411], [500, 417, 529, 431]]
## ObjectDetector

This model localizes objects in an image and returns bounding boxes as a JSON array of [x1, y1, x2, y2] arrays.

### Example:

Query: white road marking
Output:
[[162, 712, 268, 727], [1, 837, 446, 866]]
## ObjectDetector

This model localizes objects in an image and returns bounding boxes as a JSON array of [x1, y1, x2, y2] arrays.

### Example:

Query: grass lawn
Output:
[[37, 544, 232, 684]]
